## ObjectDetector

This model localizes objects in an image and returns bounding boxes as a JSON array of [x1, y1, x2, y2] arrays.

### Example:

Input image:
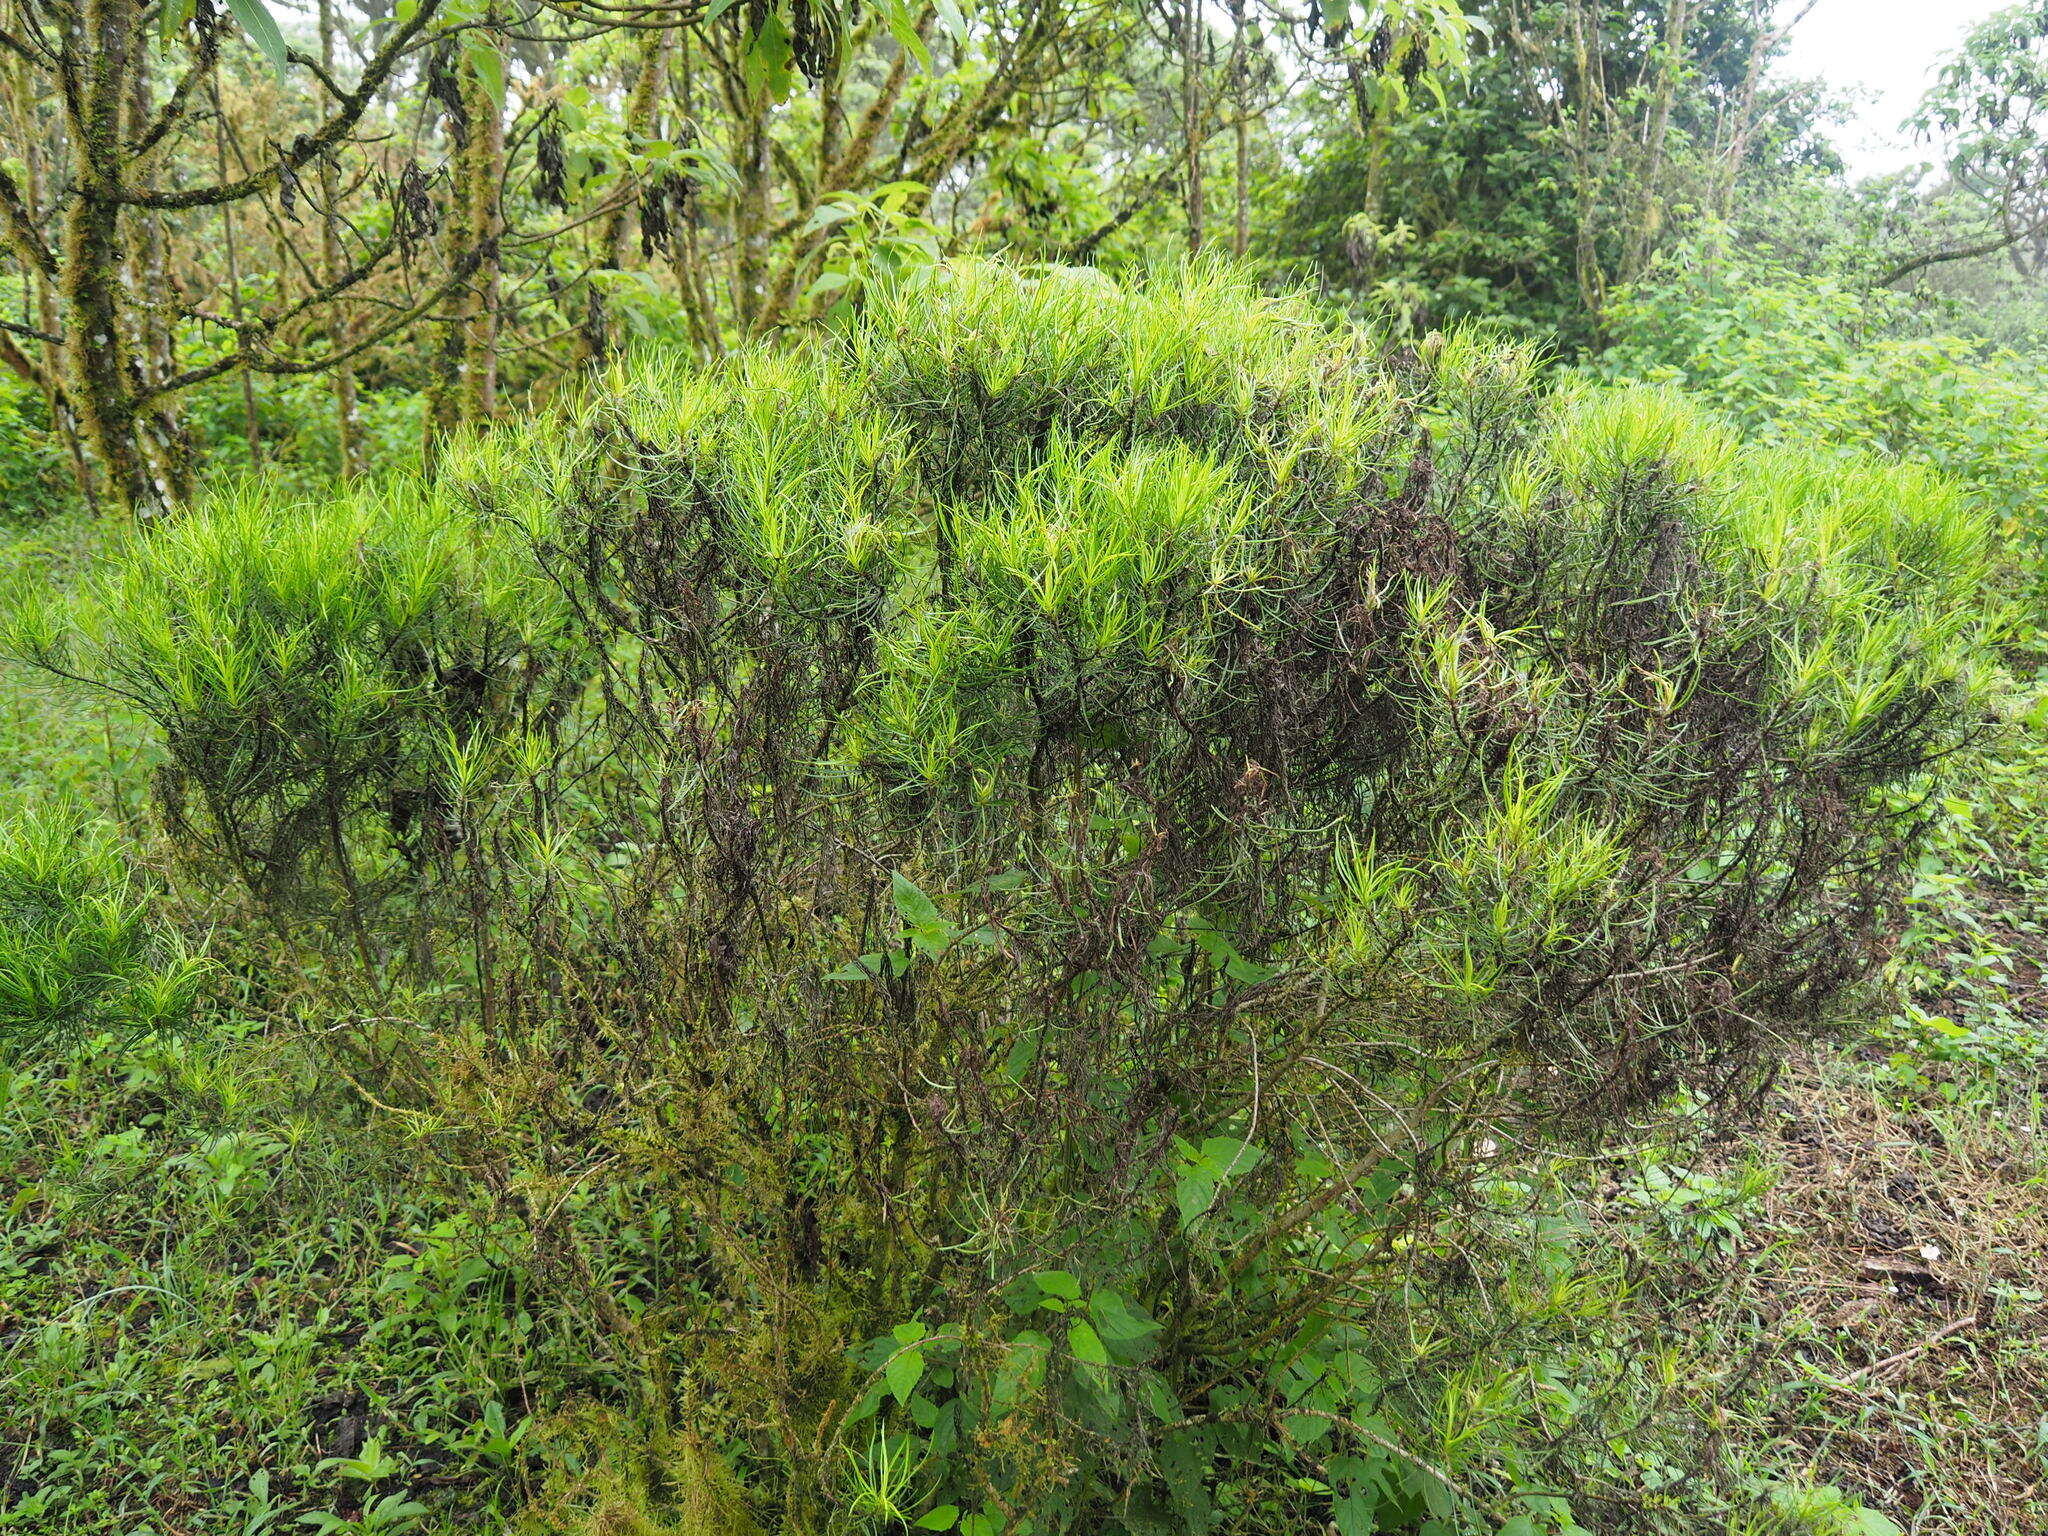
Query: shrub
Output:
[[28, 261, 1987, 1532], [483, 263, 1977, 1531], [0, 805, 208, 1058], [1, 470, 580, 942]]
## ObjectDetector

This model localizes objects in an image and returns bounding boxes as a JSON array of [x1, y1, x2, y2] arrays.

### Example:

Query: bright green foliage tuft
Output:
[[0, 805, 208, 1056], [3, 475, 580, 917]]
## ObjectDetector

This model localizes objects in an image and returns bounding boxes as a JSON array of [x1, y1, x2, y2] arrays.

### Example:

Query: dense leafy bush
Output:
[[19, 262, 1986, 1534]]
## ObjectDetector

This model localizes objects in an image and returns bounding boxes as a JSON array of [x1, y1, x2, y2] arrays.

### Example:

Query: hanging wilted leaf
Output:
[[535, 107, 567, 211]]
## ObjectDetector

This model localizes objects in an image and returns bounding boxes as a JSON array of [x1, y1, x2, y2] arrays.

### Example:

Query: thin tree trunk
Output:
[[211, 82, 262, 465], [457, 22, 506, 424], [1564, 0, 1609, 320], [1230, 0, 1248, 258], [62, 0, 156, 515], [1718, 0, 1817, 217], [319, 0, 365, 478], [1624, 0, 1690, 281], [737, 70, 771, 325], [6, 64, 94, 504], [1182, 0, 1203, 252], [674, 29, 724, 357], [604, 25, 672, 271]]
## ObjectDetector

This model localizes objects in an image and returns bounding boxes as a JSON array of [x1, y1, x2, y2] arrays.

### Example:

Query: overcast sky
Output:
[[1780, 0, 2018, 178]]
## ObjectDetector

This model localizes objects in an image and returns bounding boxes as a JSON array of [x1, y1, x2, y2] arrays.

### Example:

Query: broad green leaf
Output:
[[225, 0, 288, 72], [463, 33, 506, 110], [1174, 1168, 1216, 1229], [1087, 1289, 1160, 1361], [1197, 1136, 1264, 1176], [991, 1330, 1049, 1405], [743, 9, 796, 102], [1032, 1270, 1081, 1302], [885, 1342, 924, 1404], [915, 1509, 960, 1532], [1281, 1411, 1334, 1446], [1187, 921, 1277, 986], [800, 202, 861, 238], [885, 0, 933, 71], [159, 0, 195, 45], [1136, 1370, 1179, 1422], [891, 872, 942, 928], [1068, 1319, 1110, 1368], [824, 951, 890, 982], [1334, 1490, 1379, 1536]]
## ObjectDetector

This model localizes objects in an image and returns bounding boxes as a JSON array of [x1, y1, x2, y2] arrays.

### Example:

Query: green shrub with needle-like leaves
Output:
[[2, 474, 580, 943], [481, 263, 1982, 1533], [13, 262, 1989, 1534]]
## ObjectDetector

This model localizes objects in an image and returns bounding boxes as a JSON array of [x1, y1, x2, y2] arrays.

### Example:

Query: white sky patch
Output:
[[1780, 0, 2017, 179]]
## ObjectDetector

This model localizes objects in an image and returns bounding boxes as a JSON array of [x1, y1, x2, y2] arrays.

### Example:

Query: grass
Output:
[[1700, 655, 2048, 1534]]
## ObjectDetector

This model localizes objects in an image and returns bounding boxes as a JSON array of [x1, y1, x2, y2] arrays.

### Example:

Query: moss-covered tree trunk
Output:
[[61, 0, 156, 513], [1181, 0, 1204, 251], [319, 0, 367, 478], [457, 25, 506, 425]]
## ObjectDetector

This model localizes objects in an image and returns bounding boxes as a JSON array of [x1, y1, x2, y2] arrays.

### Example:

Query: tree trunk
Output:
[[737, 62, 771, 326], [1564, 0, 1610, 321], [1624, 0, 1691, 281], [62, 0, 155, 514], [319, 0, 366, 478], [5, 63, 94, 505], [608, 29, 672, 270], [1230, 0, 1248, 258], [210, 82, 263, 466], [457, 26, 506, 424], [1182, 0, 1203, 252]]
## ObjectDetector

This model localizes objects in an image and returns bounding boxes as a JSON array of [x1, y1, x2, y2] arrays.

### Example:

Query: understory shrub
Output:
[[2, 478, 580, 934], [15, 262, 1987, 1533]]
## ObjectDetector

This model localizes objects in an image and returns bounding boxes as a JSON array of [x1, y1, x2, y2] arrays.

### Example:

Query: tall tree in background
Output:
[[1896, 1, 2048, 285], [1264, 0, 1829, 345]]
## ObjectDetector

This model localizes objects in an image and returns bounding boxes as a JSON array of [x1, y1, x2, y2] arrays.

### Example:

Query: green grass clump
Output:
[[0, 806, 207, 1058]]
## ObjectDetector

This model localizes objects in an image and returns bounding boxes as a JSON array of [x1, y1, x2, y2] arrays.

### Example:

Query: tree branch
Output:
[[0, 163, 54, 276], [1879, 209, 2048, 287], [116, 0, 447, 209]]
